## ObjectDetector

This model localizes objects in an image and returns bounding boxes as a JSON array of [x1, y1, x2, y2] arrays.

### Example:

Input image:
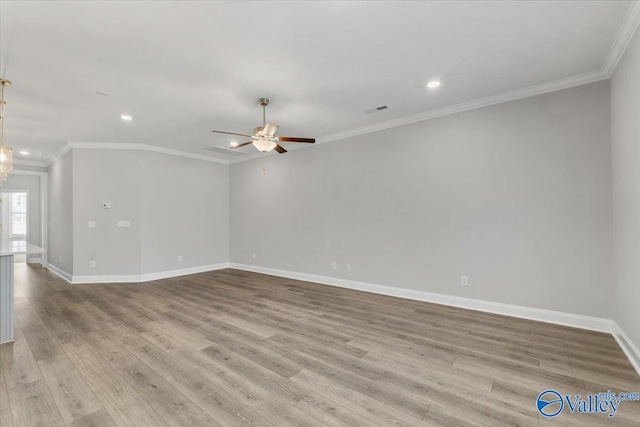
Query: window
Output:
[[11, 193, 27, 236]]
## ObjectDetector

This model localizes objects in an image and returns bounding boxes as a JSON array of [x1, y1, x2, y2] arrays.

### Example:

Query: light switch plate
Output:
[[117, 220, 131, 228]]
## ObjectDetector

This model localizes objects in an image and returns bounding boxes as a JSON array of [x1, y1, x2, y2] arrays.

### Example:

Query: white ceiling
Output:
[[0, 0, 635, 163]]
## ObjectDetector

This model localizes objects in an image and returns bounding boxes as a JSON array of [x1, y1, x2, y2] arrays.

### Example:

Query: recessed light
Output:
[[427, 81, 441, 89], [229, 141, 239, 148], [120, 114, 133, 121], [19, 151, 29, 155]]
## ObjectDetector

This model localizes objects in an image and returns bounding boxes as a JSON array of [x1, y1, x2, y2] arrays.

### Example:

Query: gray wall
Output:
[[51, 148, 229, 277], [140, 151, 229, 275], [231, 81, 614, 318], [48, 150, 74, 274], [72, 149, 143, 276], [611, 27, 640, 351]]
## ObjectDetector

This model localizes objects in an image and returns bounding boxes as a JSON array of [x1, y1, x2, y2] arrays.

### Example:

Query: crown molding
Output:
[[229, 69, 607, 165], [317, 70, 607, 145], [48, 66, 615, 169], [49, 142, 230, 165], [229, 4, 640, 166], [13, 159, 48, 167], [11, 169, 47, 176], [227, 147, 277, 164], [52, 143, 72, 160], [603, 0, 640, 78], [49, 3, 640, 168]]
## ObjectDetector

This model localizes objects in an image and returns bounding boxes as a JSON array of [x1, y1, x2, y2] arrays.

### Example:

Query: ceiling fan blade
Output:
[[273, 144, 287, 154], [263, 123, 279, 136], [230, 141, 254, 149], [277, 136, 315, 143], [212, 130, 254, 138]]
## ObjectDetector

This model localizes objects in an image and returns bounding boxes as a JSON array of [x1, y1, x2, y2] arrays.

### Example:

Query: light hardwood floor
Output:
[[1, 264, 639, 426]]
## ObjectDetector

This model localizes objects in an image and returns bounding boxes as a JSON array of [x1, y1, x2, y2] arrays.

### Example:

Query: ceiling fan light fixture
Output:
[[211, 97, 315, 155], [253, 138, 277, 153]]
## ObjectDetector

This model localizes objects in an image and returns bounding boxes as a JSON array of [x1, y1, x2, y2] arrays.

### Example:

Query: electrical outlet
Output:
[[331, 261, 337, 270], [252, 252, 256, 260], [461, 275, 468, 286], [59, 256, 63, 263], [90, 261, 96, 268], [346, 264, 351, 271], [88, 220, 96, 228], [178, 256, 183, 262]]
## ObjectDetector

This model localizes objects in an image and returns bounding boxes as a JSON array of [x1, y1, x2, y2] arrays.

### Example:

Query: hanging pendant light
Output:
[[0, 78, 13, 185]]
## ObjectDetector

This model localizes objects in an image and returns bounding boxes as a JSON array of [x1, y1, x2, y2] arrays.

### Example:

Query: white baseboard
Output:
[[137, 263, 231, 282], [47, 264, 73, 283], [72, 273, 141, 284], [229, 263, 613, 333], [71, 262, 230, 284], [612, 322, 640, 376], [44, 260, 639, 376], [47, 262, 230, 284]]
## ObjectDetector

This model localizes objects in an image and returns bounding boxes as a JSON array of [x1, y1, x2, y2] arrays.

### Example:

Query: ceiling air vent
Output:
[[365, 105, 389, 114]]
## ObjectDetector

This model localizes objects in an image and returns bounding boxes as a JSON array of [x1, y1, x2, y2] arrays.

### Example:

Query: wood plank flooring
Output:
[[1, 263, 639, 426]]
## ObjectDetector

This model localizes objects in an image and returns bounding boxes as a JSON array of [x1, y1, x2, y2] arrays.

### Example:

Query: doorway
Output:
[[0, 191, 28, 262]]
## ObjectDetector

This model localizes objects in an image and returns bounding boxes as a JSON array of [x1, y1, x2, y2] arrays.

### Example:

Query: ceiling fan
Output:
[[212, 98, 315, 153]]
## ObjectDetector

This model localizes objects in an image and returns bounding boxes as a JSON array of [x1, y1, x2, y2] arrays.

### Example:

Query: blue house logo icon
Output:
[[537, 390, 564, 417]]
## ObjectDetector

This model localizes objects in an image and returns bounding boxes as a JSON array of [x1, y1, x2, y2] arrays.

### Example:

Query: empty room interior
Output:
[[1, 1, 640, 426]]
